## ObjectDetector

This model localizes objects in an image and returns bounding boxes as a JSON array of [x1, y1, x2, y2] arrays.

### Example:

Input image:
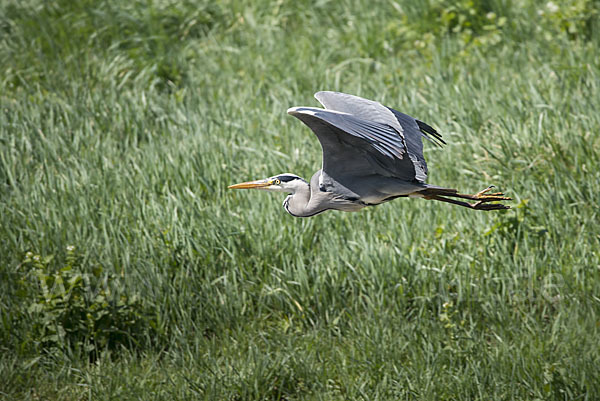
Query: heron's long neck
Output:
[[283, 181, 323, 217]]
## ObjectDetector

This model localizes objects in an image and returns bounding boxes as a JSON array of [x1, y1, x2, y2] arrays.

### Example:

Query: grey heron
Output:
[[229, 91, 510, 217]]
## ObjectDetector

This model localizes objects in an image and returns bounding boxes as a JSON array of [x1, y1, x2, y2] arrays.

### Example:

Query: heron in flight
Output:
[[229, 91, 510, 217]]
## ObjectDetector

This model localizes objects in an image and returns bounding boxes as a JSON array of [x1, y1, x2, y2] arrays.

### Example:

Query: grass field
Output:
[[1, 0, 599, 399]]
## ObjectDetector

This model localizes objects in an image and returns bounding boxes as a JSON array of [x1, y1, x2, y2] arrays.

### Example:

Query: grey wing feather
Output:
[[386, 108, 428, 179], [287, 107, 418, 182], [313, 91, 441, 182], [314, 91, 405, 134]]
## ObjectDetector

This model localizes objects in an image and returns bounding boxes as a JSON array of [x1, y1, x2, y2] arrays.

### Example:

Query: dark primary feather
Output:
[[416, 119, 446, 147]]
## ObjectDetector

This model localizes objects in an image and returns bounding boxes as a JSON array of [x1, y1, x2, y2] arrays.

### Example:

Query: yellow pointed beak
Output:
[[228, 178, 273, 189]]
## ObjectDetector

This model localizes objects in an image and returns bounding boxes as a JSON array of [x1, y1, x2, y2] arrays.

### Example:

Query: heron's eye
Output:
[[273, 179, 281, 185]]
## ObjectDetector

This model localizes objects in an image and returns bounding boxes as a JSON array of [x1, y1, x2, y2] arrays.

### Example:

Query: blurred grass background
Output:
[[1, 0, 599, 399]]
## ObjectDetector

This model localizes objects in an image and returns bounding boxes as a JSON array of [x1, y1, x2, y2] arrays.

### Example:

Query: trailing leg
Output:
[[417, 185, 511, 211]]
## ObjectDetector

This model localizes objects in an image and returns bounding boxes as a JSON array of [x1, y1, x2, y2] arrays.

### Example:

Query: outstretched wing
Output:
[[287, 107, 418, 184], [314, 91, 444, 181]]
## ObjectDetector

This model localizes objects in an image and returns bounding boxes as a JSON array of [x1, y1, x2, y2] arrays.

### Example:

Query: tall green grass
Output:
[[1, 0, 599, 399]]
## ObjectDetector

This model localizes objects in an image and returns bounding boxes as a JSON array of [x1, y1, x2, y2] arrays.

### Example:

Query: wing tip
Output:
[[314, 90, 335, 99], [416, 120, 446, 147], [314, 90, 336, 107], [288, 106, 351, 117], [287, 106, 316, 116]]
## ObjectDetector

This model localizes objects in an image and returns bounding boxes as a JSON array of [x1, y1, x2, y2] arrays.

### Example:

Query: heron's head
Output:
[[228, 173, 306, 193]]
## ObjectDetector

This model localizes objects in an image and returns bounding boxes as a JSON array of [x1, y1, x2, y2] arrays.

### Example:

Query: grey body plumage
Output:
[[229, 91, 510, 216]]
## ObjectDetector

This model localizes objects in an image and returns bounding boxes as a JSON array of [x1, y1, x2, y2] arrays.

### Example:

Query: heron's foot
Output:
[[469, 185, 510, 202], [468, 186, 511, 210]]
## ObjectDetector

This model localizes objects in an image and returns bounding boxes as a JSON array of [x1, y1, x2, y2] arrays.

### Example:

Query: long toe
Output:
[[474, 188, 511, 202], [475, 185, 495, 197], [478, 194, 512, 202]]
